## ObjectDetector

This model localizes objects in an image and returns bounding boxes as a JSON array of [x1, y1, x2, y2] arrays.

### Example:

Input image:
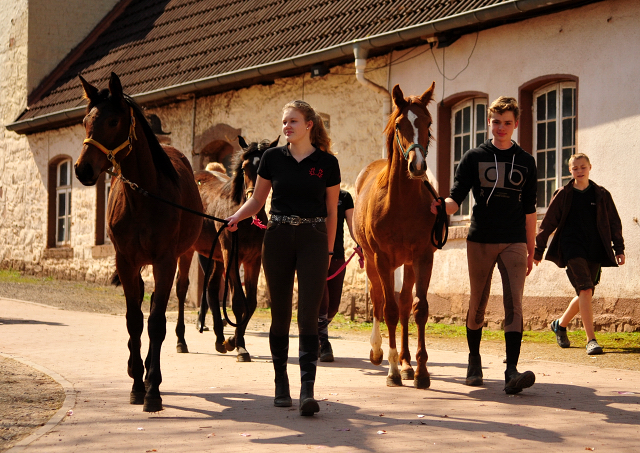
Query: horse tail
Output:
[[110, 270, 121, 287]]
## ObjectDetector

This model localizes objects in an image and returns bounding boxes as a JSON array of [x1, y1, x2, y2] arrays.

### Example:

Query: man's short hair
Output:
[[568, 153, 591, 167], [488, 96, 520, 122]]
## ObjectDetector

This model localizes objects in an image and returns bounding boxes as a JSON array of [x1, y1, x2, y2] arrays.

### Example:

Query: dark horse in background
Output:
[[75, 73, 203, 412], [175, 137, 276, 361], [353, 83, 439, 389]]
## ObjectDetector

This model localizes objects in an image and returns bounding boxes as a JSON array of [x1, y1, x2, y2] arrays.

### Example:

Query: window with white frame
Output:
[[56, 159, 72, 245], [104, 173, 112, 244], [451, 98, 487, 219], [534, 82, 576, 208]]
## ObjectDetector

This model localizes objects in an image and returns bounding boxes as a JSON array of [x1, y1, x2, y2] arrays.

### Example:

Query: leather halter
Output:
[[394, 123, 429, 161], [82, 106, 137, 176]]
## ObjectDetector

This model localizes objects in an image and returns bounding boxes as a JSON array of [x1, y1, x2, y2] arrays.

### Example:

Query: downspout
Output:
[[353, 44, 391, 159]]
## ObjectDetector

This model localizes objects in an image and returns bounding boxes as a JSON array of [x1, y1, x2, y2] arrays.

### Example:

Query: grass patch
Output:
[[327, 312, 639, 351], [0, 270, 53, 284]]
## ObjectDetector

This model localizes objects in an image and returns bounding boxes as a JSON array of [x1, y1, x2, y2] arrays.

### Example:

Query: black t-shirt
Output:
[[258, 145, 341, 217], [560, 184, 606, 262], [333, 190, 354, 259]]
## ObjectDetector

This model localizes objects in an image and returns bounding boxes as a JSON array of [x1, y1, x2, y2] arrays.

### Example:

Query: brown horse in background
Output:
[[353, 83, 438, 389], [75, 73, 203, 412], [175, 137, 277, 361]]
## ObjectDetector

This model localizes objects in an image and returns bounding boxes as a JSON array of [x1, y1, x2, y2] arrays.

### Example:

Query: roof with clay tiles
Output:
[[14, 0, 590, 130]]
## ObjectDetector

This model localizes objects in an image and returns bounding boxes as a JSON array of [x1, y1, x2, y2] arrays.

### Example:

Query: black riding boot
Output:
[[504, 331, 535, 394], [270, 332, 292, 407], [299, 334, 320, 416], [465, 327, 483, 386]]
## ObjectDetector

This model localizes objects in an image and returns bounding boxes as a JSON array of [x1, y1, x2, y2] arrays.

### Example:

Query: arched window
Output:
[[450, 97, 487, 219], [533, 82, 577, 208], [55, 159, 72, 246]]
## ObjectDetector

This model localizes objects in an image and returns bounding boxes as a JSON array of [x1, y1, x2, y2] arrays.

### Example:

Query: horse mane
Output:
[[223, 139, 271, 204], [379, 95, 433, 188], [125, 96, 179, 184]]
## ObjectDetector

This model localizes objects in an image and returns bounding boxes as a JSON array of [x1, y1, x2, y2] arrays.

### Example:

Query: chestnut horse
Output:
[[175, 137, 276, 361], [353, 83, 438, 389], [75, 73, 203, 412]]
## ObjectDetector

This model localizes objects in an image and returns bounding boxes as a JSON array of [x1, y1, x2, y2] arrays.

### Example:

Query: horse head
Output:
[[75, 72, 132, 186], [231, 135, 279, 203], [387, 82, 435, 179]]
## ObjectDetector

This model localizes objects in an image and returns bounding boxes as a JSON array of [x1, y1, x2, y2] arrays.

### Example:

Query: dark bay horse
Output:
[[175, 137, 276, 361], [75, 73, 203, 412], [353, 83, 438, 389]]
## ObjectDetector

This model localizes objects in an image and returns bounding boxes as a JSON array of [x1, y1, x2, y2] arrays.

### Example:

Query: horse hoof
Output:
[[224, 337, 236, 352], [386, 375, 402, 387], [130, 391, 145, 405], [414, 375, 431, 389], [215, 342, 227, 354], [143, 396, 163, 412], [370, 349, 383, 366], [401, 369, 415, 380], [236, 347, 251, 362], [176, 342, 189, 354]]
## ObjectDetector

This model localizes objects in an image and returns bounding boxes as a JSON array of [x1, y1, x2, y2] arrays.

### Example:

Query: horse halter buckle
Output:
[[82, 106, 137, 176], [395, 124, 429, 161]]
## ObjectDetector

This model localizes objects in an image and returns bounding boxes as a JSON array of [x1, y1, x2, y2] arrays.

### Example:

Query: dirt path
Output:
[[0, 277, 638, 452]]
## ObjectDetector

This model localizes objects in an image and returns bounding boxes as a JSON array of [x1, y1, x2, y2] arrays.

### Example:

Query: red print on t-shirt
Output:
[[309, 167, 323, 178]]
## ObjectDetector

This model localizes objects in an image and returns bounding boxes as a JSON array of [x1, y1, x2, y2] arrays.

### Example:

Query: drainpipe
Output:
[[353, 44, 391, 159]]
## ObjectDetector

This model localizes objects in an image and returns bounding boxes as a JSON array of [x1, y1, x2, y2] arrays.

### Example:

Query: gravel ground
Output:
[[0, 276, 638, 451]]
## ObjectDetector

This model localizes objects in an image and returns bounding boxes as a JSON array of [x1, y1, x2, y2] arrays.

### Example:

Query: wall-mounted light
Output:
[[310, 64, 329, 78]]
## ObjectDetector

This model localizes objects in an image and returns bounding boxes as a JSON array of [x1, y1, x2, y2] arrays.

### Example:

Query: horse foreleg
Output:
[[399, 265, 416, 381], [118, 259, 146, 405], [375, 256, 401, 387], [233, 259, 260, 362], [412, 256, 434, 389], [175, 250, 194, 353], [143, 257, 177, 412], [208, 261, 227, 354], [366, 256, 384, 366]]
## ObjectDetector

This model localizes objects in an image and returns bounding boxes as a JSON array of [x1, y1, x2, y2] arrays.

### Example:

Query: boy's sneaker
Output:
[[319, 341, 334, 362], [550, 319, 570, 348], [504, 368, 536, 394], [586, 339, 603, 355]]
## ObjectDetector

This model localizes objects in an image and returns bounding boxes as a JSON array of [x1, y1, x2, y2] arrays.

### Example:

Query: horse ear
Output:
[[419, 81, 436, 105], [269, 136, 280, 148], [392, 84, 407, 110], [238, 135, 248, 149], [108, 72, 124, 101], [79, 74, 99, 102]]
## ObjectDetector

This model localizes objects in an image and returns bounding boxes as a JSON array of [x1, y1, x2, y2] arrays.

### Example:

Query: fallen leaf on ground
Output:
[[376, 430, 386, 435], [145, 450, 157, 452], [417, 414, 425, 418], [207, 433, 215, 438], [585, 447, 595, 451], [66, 410, 73, 416], [334, 428, 350, 431], [137, 427, 144, 431], [618, 391, 636, 395], [240, 433, 251, 437]]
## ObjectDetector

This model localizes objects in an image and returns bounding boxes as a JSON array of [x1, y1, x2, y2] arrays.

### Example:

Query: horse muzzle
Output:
[[74, 160, 99, 186]]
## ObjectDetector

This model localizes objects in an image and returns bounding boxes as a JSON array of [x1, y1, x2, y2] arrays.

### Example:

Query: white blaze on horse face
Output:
[[252, 156, 260, 167], [406, 110, 424, 169]]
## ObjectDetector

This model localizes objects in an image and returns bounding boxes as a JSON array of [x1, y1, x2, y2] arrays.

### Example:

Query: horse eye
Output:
[[108, 119, 118, 128]]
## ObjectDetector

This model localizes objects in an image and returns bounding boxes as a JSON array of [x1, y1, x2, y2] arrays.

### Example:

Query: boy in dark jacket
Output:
[[432, 97, 537, 394], [534, 153, 625, 355]]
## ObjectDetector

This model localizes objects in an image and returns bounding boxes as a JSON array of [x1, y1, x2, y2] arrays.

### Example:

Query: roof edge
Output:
[[6, 0, 588, 134]]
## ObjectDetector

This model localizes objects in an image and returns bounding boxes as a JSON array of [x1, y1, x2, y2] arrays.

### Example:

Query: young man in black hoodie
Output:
[[431, 97, 537, 394]]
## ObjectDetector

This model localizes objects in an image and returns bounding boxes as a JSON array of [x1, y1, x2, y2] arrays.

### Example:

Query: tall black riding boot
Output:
[[465, 327, 483, 386], [270, 332, 292, 407], [504, 331, 535, 394], [299, 334, 320, 416]]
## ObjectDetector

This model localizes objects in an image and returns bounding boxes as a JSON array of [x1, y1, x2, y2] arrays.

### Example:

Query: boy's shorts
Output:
[[566, 257, 601, 296]]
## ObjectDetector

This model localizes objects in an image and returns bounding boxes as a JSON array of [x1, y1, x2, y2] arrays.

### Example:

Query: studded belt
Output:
[[270, 215, 325, 226]]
